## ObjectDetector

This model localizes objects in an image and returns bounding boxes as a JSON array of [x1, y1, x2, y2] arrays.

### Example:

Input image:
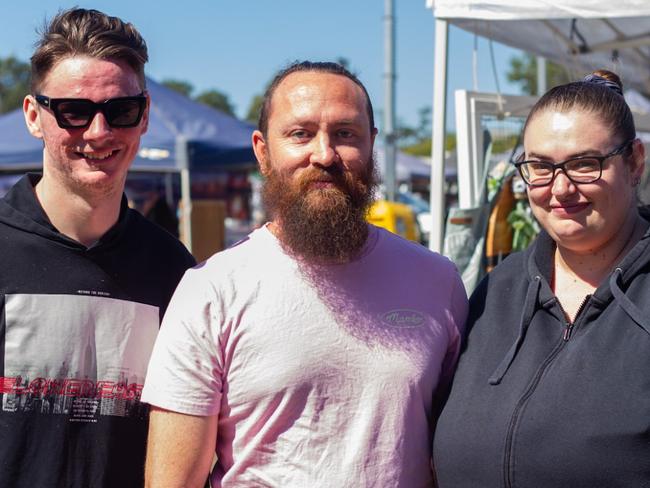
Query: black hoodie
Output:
[[0, 174, 196, 488], [433, 210, 650, 488]]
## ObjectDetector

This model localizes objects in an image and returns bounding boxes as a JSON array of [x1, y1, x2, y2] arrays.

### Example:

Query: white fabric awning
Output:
[[428, 1, 650, 20], [428, 1, 650, 93]]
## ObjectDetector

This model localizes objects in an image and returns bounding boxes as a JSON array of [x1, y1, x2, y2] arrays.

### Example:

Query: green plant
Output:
[[507, 200, 539, 251]]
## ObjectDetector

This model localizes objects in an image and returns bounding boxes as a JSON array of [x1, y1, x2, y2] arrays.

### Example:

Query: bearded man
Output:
[[142, 61, 468, 488]]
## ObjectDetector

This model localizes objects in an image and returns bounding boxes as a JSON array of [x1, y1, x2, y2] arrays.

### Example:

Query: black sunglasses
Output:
[[35, 93, 147, 129]]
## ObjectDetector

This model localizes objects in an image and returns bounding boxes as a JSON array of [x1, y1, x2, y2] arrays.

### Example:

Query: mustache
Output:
[[297, 166, 346, 190]]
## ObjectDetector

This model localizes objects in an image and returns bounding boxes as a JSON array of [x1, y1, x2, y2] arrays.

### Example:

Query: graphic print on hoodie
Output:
[[3, 294, 158, 420]]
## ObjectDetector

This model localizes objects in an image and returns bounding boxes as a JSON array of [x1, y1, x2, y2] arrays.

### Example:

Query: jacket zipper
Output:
[[502, 340, 565, 488], [563, 295, 591, 341], [502, 296, 591, 487]]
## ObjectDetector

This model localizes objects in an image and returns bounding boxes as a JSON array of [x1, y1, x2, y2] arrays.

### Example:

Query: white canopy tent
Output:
[[426, 0, 650, 251]]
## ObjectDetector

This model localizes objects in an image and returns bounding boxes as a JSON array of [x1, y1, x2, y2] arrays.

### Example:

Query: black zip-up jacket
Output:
[[433, 210, 650, 488], [0, 174, 196, 488]]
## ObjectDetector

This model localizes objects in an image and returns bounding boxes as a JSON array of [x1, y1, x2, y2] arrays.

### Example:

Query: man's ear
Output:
[[23, 95, 44, 139], [252, 129, 270, 176]]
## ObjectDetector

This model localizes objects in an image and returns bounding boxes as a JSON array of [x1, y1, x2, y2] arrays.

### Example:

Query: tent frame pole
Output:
[[383, 0, 397, 201], [176, 136, 193, 253], [429, 18, 449, 253]]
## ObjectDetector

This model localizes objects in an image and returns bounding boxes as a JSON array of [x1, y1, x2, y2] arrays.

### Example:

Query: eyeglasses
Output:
[[35, 93, 147, 129], [514, 140, 634, 187]]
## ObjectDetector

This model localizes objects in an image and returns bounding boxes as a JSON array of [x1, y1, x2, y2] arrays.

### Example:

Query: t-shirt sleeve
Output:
[[141, 268, 223, 416]]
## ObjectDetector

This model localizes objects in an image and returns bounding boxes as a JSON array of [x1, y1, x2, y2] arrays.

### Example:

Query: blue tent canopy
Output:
[[0, 108, 41, 171], [0, 77, 256, 173]]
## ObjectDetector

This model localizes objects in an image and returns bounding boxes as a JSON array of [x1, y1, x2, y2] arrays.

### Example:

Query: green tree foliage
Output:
[[245, 94, 264, 125], [162, 79, 237, 117], [507, 54, 570, 96], [401, 138, 431, 156], [161, 79, 194, 98], [397, 106, 458, 156], [491, 133, 520, 154], [0, 56, 30, 114], [400, 133, 456, 156], [245, 74, 279, 125], [195, 89, 235, 116], [397, 107, 431, 147]]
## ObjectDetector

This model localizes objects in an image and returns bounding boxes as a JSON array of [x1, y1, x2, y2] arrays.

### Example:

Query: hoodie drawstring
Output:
[[609, 268, 650, 336], [489, 276, 542, 385]]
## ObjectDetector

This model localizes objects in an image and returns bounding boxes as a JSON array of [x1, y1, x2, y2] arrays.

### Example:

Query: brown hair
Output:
[[523, 69, 636, 149], [258, 60, 375, 137], [30, 8, 148, 92]]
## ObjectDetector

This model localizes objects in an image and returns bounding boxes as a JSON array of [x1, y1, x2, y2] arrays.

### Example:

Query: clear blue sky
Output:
[[1, 1, 525, 131]]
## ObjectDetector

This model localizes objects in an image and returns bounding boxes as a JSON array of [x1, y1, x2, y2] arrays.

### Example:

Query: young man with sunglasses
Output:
[[0, 8, 195, 488]]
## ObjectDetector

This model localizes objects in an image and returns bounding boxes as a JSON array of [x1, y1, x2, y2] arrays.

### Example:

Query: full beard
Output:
[[262, 156, 378, 264]]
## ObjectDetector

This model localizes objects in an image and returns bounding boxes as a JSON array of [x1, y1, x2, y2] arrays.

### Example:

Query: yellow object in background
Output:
[[367, 200, 420, 242]]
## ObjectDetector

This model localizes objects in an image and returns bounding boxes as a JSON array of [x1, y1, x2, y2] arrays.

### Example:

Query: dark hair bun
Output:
[[592, 69, 623, 90], [583, 69, 623, 96]]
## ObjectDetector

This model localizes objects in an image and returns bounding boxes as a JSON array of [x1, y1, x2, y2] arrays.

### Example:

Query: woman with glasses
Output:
[[433, 70, 650, 488]]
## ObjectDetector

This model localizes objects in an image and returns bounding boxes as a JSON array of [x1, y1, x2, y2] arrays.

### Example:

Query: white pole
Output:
[[429, 18, 449, 253], [176, 135, 193, 253], [454, 90, 476, 208], [384, 0, 397, 201], [537, 56, 547, 95]]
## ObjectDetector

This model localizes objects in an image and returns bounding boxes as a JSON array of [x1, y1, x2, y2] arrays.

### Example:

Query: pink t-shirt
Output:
[[143, 225, 467, 487]]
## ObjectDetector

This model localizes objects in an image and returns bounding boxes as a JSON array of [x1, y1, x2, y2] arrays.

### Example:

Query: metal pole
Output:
[[537, 56, 547, 95], [383, 0, 397, 201], [176, 135, 193, 253], [429, 19, 449, 253]]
